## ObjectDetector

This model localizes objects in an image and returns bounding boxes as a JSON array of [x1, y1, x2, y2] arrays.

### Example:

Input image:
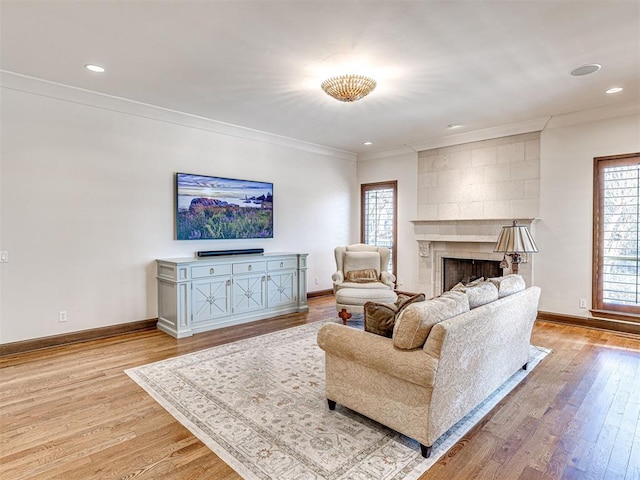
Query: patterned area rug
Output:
[[126, 321, 549, 480]]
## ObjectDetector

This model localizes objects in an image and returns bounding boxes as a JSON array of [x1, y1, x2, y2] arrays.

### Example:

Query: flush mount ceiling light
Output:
[[85, 64, 105, 73], [569, 63, 601, 76], [321, 74, 377, 102], [606, 87, 623, 94], [363, 141, 373, 145]]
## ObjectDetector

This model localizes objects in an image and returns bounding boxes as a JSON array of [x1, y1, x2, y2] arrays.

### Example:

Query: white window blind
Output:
[[601, 164, 640, 307], [362, 183, 396, 274]]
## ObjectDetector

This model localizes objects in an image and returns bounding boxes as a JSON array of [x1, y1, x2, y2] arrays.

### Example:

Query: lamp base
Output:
[[508, 253, 522, 274]]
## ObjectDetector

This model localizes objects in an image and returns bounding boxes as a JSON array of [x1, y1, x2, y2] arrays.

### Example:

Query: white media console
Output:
[[156, 252, 308, 338]]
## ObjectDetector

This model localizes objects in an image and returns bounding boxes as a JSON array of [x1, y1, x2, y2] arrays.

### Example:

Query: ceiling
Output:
[[1, 0, 639, 156]]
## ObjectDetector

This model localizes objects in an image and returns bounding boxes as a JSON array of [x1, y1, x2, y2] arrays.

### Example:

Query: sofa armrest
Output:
[[317, 322, 437, 388], [380, 271, 396, 288], [331, 271, 344, 292], [331, 271, 344, 284]]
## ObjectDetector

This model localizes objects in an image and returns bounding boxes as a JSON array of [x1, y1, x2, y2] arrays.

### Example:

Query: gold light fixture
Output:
[[321, 74, 377, 102], [493, 220, 539, 274]]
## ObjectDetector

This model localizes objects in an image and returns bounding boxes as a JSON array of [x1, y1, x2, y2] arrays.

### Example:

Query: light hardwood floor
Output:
[[2, 295, 639, 479]]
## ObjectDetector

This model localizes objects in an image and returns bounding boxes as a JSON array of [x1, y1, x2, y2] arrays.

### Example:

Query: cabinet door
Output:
[[232, 273, 265, 314], [267, 270, 297, 308], [192, 276, 231, 324]]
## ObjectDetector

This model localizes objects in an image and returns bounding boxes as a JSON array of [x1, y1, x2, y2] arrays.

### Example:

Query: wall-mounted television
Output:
[[176, 172, 273, 240]]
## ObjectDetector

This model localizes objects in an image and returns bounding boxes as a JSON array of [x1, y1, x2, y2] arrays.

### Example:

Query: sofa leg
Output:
[[522, 362, 529, 370], [327, 399, 336, 410], [420, 444, 432, 458]]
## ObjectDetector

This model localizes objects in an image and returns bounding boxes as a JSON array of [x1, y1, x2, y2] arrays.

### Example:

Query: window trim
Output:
[[360, 180, 398, 279], [592, 152, 640, 321]]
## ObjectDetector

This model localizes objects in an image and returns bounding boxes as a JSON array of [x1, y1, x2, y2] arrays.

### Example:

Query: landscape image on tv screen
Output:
[[176, 173, 273, 240]]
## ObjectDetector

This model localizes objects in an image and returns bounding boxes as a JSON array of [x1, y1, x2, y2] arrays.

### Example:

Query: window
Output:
[[361, 181, 397, 277], [593, 153, 640, 318]]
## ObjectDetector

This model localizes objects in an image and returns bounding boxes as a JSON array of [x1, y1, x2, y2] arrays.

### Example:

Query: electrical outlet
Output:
[[579, 299, 587, 309], [314, 277, 319, 285], [0, 251, 8, 263], [59, 311, 68, 322]]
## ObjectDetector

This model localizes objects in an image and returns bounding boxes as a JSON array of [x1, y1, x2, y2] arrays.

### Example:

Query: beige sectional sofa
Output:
[[317, 276, 541, 457]]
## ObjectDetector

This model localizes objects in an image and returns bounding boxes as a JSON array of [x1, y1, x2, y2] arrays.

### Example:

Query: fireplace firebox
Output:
[[442, 258, 502, 292]]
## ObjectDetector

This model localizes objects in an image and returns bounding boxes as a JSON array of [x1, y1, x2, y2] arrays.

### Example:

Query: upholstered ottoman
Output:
[[335, 287, 397, 320]]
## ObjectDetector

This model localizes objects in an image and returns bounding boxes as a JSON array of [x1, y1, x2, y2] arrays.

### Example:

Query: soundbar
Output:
[[197, 248, 264, 258]]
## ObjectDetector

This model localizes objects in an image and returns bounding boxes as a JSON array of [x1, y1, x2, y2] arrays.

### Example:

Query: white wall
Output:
[[538, 113, 640, 317], [0, 75, 356, 344], [357, 152, 419, 292]]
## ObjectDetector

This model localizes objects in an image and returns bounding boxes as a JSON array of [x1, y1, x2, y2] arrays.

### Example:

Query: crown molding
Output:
[[357, 101, 640, 162], [544, 102, 640, 130], [357, 118, 550, 161], [357, 146, 417, 162], [0, 70, 357, 162], [409, 117, 551, 152]]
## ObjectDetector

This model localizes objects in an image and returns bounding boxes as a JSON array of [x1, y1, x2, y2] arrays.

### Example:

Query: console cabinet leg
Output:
[[327, 399, 336, 410]]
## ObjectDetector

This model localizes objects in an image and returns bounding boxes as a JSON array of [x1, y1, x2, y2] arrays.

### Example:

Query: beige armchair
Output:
[[332, 244, 397, 320]]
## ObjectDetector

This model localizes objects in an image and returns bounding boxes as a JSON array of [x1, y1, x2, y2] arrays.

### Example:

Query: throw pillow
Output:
[[364, 293, 426, 338], [451, 276, 484, 292], [465, 276, 485, 286], [464, 281, 499, 308], [450, 280, 499, 308], [393, 290, 470, 350], [363, 302, 396, 337], [345, 268, 378, 283], [489, 274, 526, 297]]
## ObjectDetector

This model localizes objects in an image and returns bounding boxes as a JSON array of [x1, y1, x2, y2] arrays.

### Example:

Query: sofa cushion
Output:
[[335, 287, 397, 306], [466, 281, 499, 308], [489, 274, 526, 298], [345, 268, 378, 283], [343, 251, 380, 278], [364, 293, 426, 338], [392, 290, 469, 350], [338, 281, 392, 290], [452, 280, 499, 308]]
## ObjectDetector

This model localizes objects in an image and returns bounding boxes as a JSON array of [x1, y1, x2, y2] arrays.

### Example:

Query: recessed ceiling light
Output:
[[569, 63, 601, 76], [606, 87, 623, 94], [84, 64, 105, 73], [447, 124, 462, 129], [363, 141, 373, 146]]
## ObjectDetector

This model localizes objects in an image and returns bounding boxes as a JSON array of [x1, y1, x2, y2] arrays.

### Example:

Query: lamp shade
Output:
[[494, 220, 538, 253]]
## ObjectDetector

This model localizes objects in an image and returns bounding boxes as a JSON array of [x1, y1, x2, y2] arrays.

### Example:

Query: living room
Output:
[[1, 1, 639, 478], [1, 0, 639, 348]]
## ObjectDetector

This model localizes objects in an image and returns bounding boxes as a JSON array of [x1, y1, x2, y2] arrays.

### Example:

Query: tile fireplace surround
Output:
[[413, 218, 538, 299]]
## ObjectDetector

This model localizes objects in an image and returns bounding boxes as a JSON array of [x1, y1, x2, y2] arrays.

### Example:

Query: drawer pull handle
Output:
[[248, 265, 252, 271], [209, 268, 215, 274], [280, 261, 283, 268]]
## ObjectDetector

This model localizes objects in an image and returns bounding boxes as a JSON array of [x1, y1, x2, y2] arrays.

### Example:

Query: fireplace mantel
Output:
[[412, 218, 539, 243], [412, 218, 539, 297]]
